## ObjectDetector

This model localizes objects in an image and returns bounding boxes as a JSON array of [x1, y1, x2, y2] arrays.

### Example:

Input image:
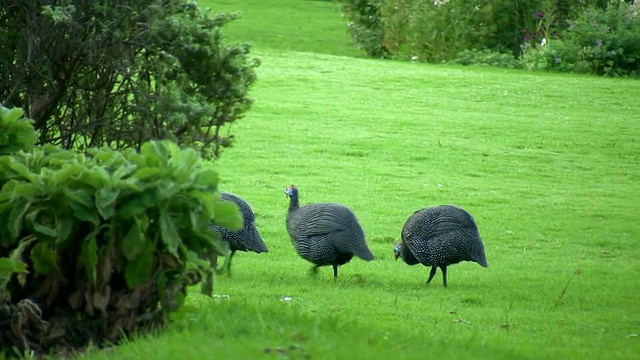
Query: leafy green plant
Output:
[[0, 137, 241, 356], [0, 105, 36, 303], [0, 105, 38, 156]]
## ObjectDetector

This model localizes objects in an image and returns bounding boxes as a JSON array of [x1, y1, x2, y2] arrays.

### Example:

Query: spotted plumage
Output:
[[208, 192, 268, 274], [394, 205, 487, 287], [285, 184, 374, 279]]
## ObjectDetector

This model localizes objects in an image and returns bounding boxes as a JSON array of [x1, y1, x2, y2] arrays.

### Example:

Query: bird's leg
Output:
[[309, 265, 319, 276], [426, 265, 437, 284], [441, 266, 448, 288], [225, 250, 236, 276], [333, 265, 339, 280]]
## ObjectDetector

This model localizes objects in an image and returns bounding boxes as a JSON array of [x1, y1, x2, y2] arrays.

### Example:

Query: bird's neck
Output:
[[288, 196, 299, 212]]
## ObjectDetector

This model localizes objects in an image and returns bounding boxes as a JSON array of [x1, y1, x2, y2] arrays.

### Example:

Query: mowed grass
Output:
[[202, 0, 361, 57], [77, 1, 640, 360]]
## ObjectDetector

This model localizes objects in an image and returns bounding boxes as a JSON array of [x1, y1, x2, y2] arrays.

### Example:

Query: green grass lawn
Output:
[[76, 1, 640, 359], [204, 0, 361, 57]]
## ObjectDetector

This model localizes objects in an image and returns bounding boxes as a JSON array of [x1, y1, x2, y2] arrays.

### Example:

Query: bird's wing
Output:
[[430, 207, 476, 237], [301, 204, 350, 235]]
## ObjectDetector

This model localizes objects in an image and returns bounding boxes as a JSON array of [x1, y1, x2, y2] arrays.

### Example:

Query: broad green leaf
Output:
[[8, 200, 30, 239], [95, 187, 119, 220], [55, 213, 74, 248], [189, 209, 203, 231], [24, 208, 40, 225], [8, 162, 37, 183], [32, 222, 57, 237], [76, 167, 109, 188], [51, 164, 81, 185], [194, 168, 219, 188], [48, 153, 83, 168], [113, 163, 137, 180], [2, 106, 24, 122], [69, 201, 100, 225], [61, 187, 93, 208], [89, 147, 115, 162], [140, 141, 167, 167], [212, 200, 242, 231], [133, 167, 163, 181], [124, 240, 154, 288], [10, 183, 37, 198], [171, 148, 199, 180], [81, 233, 98, 284], [1, 179, 18, 193], [154, 178, 181, 202], [119, 191, 155, 218], [0, 258, 27, 273], [112, 178, 141, 192], [159, 208, 180, 257], [0, 201, 12, 214], [187, 190, 215, 217], [122, 219, 145, 261], [30, 242, 58, 274]]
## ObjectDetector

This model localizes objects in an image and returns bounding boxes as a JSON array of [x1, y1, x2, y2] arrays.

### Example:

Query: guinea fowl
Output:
[[284, 184, 374, 279], [208, 192, 268, 275], [395, 205, 487, 287]]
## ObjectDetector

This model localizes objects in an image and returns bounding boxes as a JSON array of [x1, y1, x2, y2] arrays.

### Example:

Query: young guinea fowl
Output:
[[208, 192, 268, 275], [394, 205, 487, 287], [284, 184, 374, 279]]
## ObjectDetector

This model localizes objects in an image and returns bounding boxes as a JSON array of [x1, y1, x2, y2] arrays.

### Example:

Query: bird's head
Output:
[[285, 184, 298, 198], [393, 241, 402, 261]]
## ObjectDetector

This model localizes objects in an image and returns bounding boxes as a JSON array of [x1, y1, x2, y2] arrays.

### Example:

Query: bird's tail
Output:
[[354, 245, 374, 261], [476, 254, 488, 268]]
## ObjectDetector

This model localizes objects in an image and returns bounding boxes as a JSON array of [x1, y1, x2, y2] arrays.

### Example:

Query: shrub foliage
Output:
[[0, 0, 259, 159], [0, 107, 241, 356], [522, 2, 640, 77], [341, 0, 640, 77], [0, 106, 38, 156], [342, 0, 389, 57]]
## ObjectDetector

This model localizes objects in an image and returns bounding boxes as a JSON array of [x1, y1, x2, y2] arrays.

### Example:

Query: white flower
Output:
[[540, 37, 547, 46]]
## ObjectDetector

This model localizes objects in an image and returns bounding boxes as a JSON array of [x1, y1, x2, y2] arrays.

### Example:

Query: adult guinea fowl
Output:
[[394, 205, 487, 287], [284, 184, 374, 279], [208, 192, 268, 275]]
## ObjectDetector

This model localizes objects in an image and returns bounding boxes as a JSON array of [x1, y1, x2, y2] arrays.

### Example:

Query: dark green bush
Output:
[[379, 0, 494, 62], [564, 2, 640, 77], [340, 0, 638, 74], [452, 49, 523, 69], [341, 0, 389, 57], [520, 40, 579, 73], [522, 2, 640, 77], [0, 0, 258, 159]]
